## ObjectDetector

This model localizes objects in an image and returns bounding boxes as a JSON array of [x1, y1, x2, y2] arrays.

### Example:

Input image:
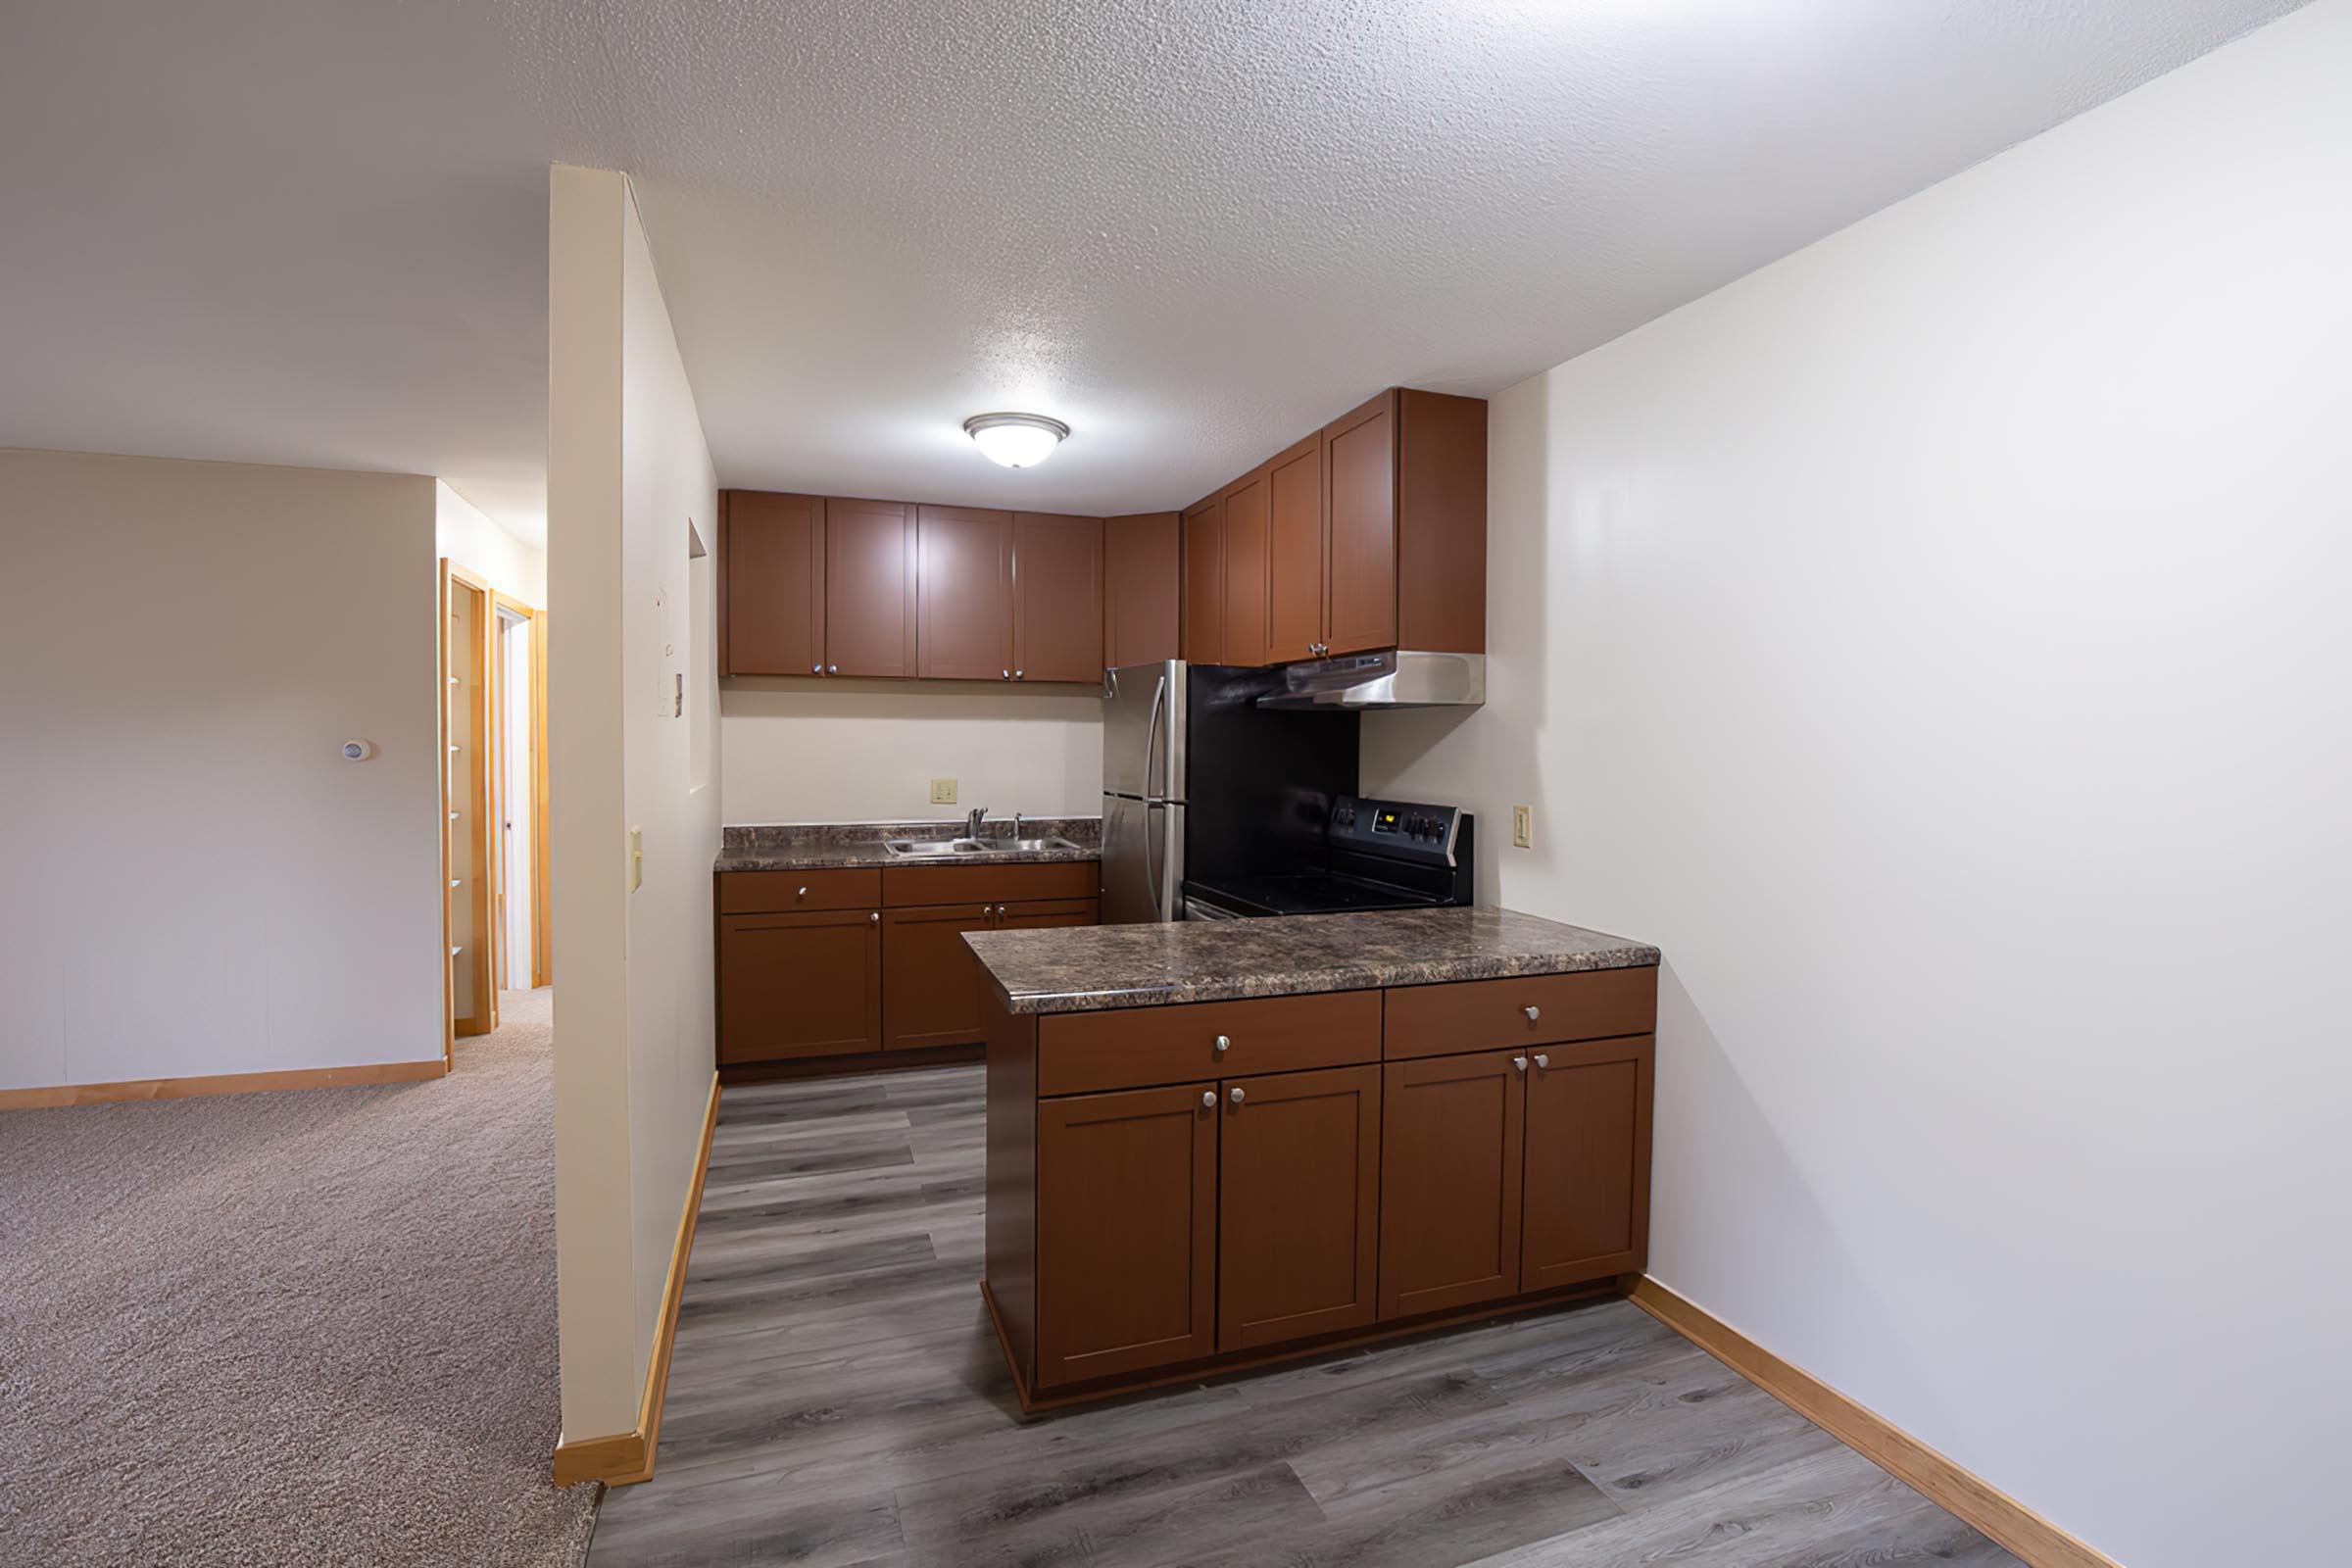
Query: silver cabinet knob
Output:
[[827, 663, 839, 674], [811, 662, 821, 674], [798, 885, 809, 898], [1229, 1086, 1246, 1105], [869, 911, 879, 924], [1201, 1091, 1216, 1108], [1524, 1004, 1541, 1023], [1002, 668, 1010, 679], [1534, 1054, 1550, 1070], [1513, 1055, 1529, 1073], [1213, 1034, 1231, 1054], [1015, 669, 1025, 680]]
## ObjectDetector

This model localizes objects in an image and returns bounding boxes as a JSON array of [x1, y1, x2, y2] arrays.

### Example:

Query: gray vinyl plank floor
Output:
[[588, 1064, 2023, 1568]]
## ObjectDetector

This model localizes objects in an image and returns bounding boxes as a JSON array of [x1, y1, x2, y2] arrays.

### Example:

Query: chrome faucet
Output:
[[1011, 811, 1026, 840], [965, 805, 989, 841]]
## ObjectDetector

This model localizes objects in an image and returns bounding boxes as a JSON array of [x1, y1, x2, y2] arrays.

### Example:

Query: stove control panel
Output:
[[1329, 796, 1465, 864]]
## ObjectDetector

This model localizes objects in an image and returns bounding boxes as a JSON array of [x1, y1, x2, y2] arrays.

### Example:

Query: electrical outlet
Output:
[[1512, 805, 1533, 849], [930, 778, 958, 806]]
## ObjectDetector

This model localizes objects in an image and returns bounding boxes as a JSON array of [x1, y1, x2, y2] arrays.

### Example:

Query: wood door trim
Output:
[[1626, 1276, 2125, 1568]]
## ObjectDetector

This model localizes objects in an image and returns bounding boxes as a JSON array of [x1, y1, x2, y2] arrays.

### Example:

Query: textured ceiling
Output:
[[0, 0, 2309, 540]]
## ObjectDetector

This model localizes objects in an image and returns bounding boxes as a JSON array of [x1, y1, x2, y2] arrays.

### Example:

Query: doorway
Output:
[[492, 596, 548, 992]]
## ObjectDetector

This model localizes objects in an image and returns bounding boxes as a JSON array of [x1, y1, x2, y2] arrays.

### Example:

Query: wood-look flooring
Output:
[[588, 1065, 2023, 1568]]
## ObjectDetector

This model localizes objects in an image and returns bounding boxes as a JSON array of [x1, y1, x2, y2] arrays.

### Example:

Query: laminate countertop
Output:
[[714, 817, 1101, 873], [964, 906, 1659, 1014]]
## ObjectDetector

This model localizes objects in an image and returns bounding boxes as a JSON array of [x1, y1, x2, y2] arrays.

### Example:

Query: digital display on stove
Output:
[[1371, 807, 1401, 834]]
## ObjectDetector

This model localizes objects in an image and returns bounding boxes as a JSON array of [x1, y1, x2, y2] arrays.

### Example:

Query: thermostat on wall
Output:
[[341, 740, 376, 761]]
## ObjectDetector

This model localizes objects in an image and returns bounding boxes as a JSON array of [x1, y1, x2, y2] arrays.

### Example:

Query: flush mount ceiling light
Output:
[[963, 412, 1069, 468]]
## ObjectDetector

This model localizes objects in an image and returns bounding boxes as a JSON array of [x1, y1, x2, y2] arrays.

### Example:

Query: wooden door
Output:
[[726, 491, 825, 675], [881, 904, 993, 1051], [1264, 434, 1327, 664], [1219, 469, 1272, 668], [824, 498, 916, 677], [1037, 1084, 1219, 1387], [717, 908, 881, 1063], [917, 505, 1014, 680], [1180, 495, 1223, 662], [1379, 1049, 1525, 1319], [1217, 1064, 1380, 1351], [1012, 513, 1103, 682], [1324, 391, 1397, 656], [1522, 1036, 1654, 1290], [1102, 513, 1180, 669]]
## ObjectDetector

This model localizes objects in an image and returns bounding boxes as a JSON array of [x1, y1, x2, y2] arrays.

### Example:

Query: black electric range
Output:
[[1182, 796, 1473, 919]]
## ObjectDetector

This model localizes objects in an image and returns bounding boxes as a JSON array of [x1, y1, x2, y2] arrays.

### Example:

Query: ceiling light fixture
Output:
[[963, 412, 1069, 468]]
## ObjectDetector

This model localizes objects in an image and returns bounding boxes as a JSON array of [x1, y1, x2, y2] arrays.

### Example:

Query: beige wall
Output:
[[435, 479, 546, 607], [720, 682, 1102, 823], [0, 450, 441, 1089], [548, 165, 722, 1443], [1362, 6, 2351, 1562]]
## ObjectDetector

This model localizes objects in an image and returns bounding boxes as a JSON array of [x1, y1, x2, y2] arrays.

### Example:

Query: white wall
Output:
[[1362, 6, 2350, 1562], [548, 165, 722, 1443], [435, 479, 547, 608], [0, 450, 441, 1089], [721, 683, 1102, 822]]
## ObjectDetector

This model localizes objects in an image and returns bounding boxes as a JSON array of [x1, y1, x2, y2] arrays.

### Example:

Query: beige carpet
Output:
[[0, 989, 597, 1567]]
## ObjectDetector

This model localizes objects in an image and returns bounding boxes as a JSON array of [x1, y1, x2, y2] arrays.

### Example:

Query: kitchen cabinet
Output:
[[1264, 434, 1326, 663], [884, 894, 1101, 1052], [1218, 468, 1271, 668], [1012, 513, 1102, 682], [825, 498, 918, 677], [1322, 395, 1396, 656], [1036, 1083, 1219, 1387], [1521, 1036, 1654, 1289], [1378, 1048, 1526, 1318], [1103, 513, 1180, 669], [1216, 1063, 1380, 1351], [725, 491, 824, 675], [916, 505, 1014, 680], [1180, 493, 1223, 663], [717, 908, 883, 1063]]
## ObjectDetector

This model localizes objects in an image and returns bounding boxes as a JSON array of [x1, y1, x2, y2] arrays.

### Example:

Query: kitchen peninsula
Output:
[[967, 906, 1662, 1410]]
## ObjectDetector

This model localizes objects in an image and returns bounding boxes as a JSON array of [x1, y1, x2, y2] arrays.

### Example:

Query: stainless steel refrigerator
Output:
[[1101, 660, 1187, 924]]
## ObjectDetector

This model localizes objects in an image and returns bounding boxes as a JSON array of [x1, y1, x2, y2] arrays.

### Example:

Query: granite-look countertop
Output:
[[964, 906, 1659, 1014], [714, 817, 1102, 873]]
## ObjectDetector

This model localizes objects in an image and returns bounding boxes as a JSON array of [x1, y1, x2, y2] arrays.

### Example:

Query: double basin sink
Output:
[[884, 836, 1082, 858]]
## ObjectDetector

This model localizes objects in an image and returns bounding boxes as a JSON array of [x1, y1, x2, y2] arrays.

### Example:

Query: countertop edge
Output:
[[990, 945, 1664, 1015]]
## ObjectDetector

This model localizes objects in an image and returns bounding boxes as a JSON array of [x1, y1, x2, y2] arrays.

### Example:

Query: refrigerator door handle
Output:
[[1142, 672, 1167, 804], [1144, 799, 1162, 917]]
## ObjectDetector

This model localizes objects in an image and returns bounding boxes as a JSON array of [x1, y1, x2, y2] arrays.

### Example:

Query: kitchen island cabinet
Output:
[[969, 906, 1659, 1411]]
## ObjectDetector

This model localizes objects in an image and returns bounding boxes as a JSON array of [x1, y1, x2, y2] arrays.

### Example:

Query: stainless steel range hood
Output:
[[1256, 649, 1486, 710]]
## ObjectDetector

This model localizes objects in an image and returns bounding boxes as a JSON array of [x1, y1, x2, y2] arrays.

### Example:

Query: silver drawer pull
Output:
[[1524, 1004, 1541, 1023], [1201, 1091, 1216, 1108], [1213, 1034, 1231, 1054], [1513, 1055, 1529, 1073], [799, 885, 809, 898], [1229, 1086, 1246, 1105], [869, 911, 880, 923], [1534, 1054, 1549, 1070]]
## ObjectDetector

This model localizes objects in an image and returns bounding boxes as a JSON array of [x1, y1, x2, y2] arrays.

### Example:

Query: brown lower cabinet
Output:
[[985, 965, 1658, 1409], [716, 908, 883, 1063]]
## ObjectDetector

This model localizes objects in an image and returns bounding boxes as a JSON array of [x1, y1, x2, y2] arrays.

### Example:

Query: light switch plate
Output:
[[628, 826, 644, 890], [930, 778, 958, 805], [1512, 805, 1533, 849]]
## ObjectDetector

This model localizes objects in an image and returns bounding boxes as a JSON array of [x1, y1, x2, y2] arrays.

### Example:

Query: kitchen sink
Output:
[[1002, 837, 1081, 853], [883, 836, 1082, 858]]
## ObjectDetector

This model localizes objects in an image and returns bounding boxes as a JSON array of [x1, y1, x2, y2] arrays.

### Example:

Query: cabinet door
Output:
[[1037, 1084, 1219, 1387], [717, 909, 881, 1063], [1012, 513, 1103, 682], [916, 505, 1014, 680], [1379, 1049, 1525, 1318], [726, 491, 825, 675], [1219, 469, 1272, 668], [1180, 495, 1223, 663], [825, 498, 917, 677], [1522, 1036, 1654, 1290], [881, 904, 993, 1051], [1264, 434, 1327, 664], [1324, 392, 1397, 656], [1217, 1064, 1380, 1351], [1102, 512, 1181, 670]]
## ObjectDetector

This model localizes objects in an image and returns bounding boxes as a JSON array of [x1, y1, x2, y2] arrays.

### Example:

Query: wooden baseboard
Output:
[[1624, 1276, 2123, 1568], [553, 1071, 721, 1489], [0, 1057, 448, 1112]]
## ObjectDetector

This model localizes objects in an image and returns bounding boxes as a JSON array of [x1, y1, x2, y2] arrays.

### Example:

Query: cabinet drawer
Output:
[[884, 859, 1100, 907], [1039, 991, 1380, 1097], [718, 867, 883, 914], [1384, 966, 1657, 1060]]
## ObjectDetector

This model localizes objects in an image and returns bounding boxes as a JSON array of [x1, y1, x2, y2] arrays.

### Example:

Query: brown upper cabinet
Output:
[[1218, 468, 1272, 668], [1323, 394, 1397, 656], [916, 505, 1014, 680], [1180, 493, 1223, 663], [825, 498, 918, 677], [1103, 513, 1181, 669], [724, 491, 824, 675], [1012, 513, 1103, 682], [1264, 434, 1326, 664]]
